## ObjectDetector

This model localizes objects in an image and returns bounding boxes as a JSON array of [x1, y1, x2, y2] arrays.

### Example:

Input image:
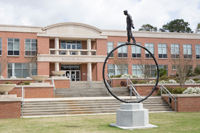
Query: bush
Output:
[[20, 81, 32, 85], [193, 78, 200, 82], [116, 85, 120, 87], [156, 87, 173, 96], [159, 75, 170, 81], [120, 81, 127, 86], [4, 82, 14, 84], [131, 80, 138, 84], [172, 87, 186, 94], [138, 80, 147, 84], [115, 75, 122, 78], [194, 66, 200, 74]]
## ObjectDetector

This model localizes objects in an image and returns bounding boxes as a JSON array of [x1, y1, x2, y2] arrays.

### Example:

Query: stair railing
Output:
[[106, 74, 112, 87], [160, 85, 177, 111], [87, 73, 92, 88], [51, 77, 56, 98], [127, 78, 142, 100], [21, 86, 25, 117]]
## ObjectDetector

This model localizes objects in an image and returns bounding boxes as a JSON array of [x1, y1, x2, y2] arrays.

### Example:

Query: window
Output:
[[145, 43, 154, 58], [7, 63, 37, 78], [183, 44, 192, 58], [158, 65, 168, 76], [118, 42, 127, 57], [132, 43, 141, 58], [7, 38, 20, 55], [108, 64, 115, 77], [0, 38, 2, 55], [25, 39, 37, 56], [195, 45, 200, 59], [132, 65, 143, 76], [60, 41, 82, 55], [107, 42, 113, 57], [145, 65, 156, 77], [171, 44, 179, 58], [158, 44, 167, 58], [107, 64, 128, 76]]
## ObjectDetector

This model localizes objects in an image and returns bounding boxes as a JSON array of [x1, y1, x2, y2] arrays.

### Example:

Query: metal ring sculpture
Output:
[[102, 42, 159, 103]]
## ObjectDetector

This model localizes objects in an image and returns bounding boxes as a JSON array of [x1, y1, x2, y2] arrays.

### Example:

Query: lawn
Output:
[[0, 112, 200, 133]]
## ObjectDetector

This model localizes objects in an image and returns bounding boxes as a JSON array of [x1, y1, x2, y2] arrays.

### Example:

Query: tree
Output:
[[139, 24, 157, 32], [0, 52, 10, 78], [155, 68, 167, 77], [195, 23, 200, 33], [159, 19, 193, 33], [112, 53, 131, 75], [25, 51, 38, 77], [170, 46, 193, 88]]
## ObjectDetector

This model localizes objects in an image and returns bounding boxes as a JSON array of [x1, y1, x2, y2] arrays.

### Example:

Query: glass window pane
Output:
[[77, 44, 81, 49], [15, 63, 22, 69], [25, 43, 30, 51], [67, 44, 71, 49], [15, 69, 22, 77], [61, 43, 66, 49], [14, 39, 19, 42], [72, 45, 76, 49], [32, 43, 37, 51], [32, 69, 37, 76], [14, 43, 19, 50], [23, 69, 28, 78], [7, 69, 12, 78], [8, 43, 13, 50], [8, 38, 13, 42], [26, 39, 30, 43]]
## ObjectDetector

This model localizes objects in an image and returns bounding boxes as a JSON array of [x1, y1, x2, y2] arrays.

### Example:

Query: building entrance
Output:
[[61, 65, 81, 81]]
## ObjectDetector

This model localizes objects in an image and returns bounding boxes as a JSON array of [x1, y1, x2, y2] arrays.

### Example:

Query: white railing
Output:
[[127, 78, 142, 100], [160, 85, 177, 111], [21, 86, 25, 117], [51, 78, 56, 97], [106, 74, 112, 87], [49, 49, 97, 56], [87, 73, 92, 88]]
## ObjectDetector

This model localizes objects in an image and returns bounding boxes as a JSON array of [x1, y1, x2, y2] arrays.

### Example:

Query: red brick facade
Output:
[[0, 102, 21, 119]]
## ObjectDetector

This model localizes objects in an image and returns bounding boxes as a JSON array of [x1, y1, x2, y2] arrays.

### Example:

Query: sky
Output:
[[0, 0, 200, 32]]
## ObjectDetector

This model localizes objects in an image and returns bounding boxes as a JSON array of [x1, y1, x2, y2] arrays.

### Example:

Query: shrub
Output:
[[172, 87, 186, 94], [121, 74, 132, 78], [115, 75, 122, 78], [131, 80, 138, 84], [156, 87, 173, 96], [159, 76, 170, 81], [194, 66, 200, 74], [183, 87, 200, 94], [193, 78, 200, 82], [185, 79, 196, 84], [4, 82, 14, 84], [120, 81, 127, 86], [138, 80, 147, 84], [196, 80, 200, 83], [20, 81, 32, 85], [116, 85, 120, 87], [149, 80, 156, 84]]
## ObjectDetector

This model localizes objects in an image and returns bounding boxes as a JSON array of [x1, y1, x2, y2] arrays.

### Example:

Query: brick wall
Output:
[[54, 80, 70, 88], [163, 94, 200, 112], [9, 87, 54, 98], [0, 102, 21, 119]]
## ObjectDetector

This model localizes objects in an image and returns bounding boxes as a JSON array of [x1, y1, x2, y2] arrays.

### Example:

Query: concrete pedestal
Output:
[[110, 103, 157, 130]]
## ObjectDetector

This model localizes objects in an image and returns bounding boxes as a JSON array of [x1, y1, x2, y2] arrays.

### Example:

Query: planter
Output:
[[52, 71, 65, 76], [0, 84, 16, 95], [30, 75, 49, 83]]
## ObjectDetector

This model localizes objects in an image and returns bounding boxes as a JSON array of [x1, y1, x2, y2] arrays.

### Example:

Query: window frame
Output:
[[195, 45, 200, 59], [25, 39, 37, 56], [0, 38, 2, 55], [145, 43, 154, 58], [117, 42, 127, 58], [7, 38, 20, 56], [171, 44, 180, 58], [107, 42, 113, 57], [158, 43, 167, 58], [183, 44, 192, 59], [132, 43, 141, 58]]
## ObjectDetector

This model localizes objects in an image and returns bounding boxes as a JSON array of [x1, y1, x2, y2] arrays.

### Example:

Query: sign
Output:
[[62, 57, 85, 61]]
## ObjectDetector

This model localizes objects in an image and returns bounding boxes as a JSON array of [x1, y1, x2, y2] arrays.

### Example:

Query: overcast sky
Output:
[[0, 0, 199, 31]]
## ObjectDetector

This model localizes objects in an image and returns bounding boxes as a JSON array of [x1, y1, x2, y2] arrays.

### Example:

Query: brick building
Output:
[[0, 22, 200, 81]]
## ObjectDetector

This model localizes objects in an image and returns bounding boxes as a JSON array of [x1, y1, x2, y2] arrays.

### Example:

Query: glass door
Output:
[[65, 70, 80, 81]]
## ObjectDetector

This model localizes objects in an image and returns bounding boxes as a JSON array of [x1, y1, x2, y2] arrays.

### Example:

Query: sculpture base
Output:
[[110, 103, 157, 130]]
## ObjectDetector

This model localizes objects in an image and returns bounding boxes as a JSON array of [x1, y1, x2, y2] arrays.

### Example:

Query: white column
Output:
[[87, 62, 92, 81], [55, 38, 59, 55], [87, 39, 91, 56], [55, 62, 59, 71]]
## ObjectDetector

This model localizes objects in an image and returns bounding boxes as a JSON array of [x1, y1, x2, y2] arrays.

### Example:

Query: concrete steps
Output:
[[22, 97, 174, 117], [55, 81, 130, 97]]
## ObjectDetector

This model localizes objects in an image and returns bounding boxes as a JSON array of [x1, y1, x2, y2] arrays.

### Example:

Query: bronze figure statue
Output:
[[124, 10, 136, 43]]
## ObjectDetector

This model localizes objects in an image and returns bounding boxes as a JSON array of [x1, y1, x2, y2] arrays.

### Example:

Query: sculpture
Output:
[[124, 10, 136, 43]]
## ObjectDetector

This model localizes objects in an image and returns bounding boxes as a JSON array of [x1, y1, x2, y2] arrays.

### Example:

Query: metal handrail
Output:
[[21, 86, 25, 117], [127, 78, 142, 100], [67, 73, 71, 88], [160, 85, 177, 111], [51, 78, 56, 98], [87, 73, 92, 88], [106, 74, 112, 87]]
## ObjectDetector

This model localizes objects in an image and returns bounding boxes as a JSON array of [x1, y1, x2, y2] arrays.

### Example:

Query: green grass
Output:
[[0, 112, 200, 133]]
